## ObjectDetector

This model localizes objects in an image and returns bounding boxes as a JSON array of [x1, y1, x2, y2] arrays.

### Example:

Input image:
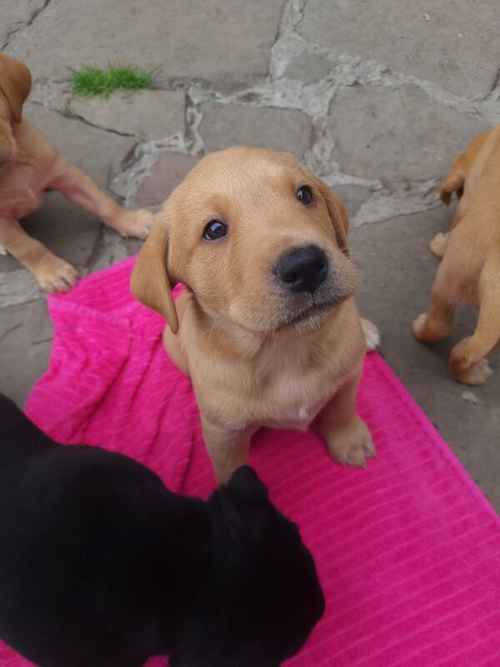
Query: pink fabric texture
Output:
[[2, 256, 500, 666]]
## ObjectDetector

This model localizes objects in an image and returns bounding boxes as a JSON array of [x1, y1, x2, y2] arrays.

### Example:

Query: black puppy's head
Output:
[[170, 466, 325, 667]]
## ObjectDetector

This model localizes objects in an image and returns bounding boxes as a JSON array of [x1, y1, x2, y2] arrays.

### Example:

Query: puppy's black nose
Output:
[[274, 245, 329, 293]]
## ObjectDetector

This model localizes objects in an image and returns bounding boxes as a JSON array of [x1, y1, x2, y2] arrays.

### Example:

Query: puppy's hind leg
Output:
[[413, 259, 457, 344], [449, 259, 500, 385]]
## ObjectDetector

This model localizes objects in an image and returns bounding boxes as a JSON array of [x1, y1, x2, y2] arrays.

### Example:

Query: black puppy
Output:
[[0, 394, 324, 667]]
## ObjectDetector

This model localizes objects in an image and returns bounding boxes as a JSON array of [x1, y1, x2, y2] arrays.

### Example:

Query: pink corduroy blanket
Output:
[[2, 256, 500, 667]]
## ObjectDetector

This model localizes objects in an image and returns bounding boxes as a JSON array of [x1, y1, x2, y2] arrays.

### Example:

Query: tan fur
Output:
[[132, 147, 377, 482], [413, 126, 500, 385], [0, 54, 154, 292]]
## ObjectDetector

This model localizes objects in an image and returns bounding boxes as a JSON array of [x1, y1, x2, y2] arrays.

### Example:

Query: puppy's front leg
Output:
[[48, 161, 154, 239], [315, 367, 375, 467], [201, 417, 255, 484]]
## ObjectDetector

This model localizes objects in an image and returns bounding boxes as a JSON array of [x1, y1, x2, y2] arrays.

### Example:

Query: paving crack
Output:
[[109, 84, 204, 205], [31, 336, 53, 347], [27, 0, 52, 28], [485, 66, 500, 99], [276, 0, 308, 41], [30, 98, 140, 139], [0, 322, 23, 342], [109, 132, 193, 207], [2, 0, 52, 50], [65, 109, 136, 138], [352, 179, 441, 226]]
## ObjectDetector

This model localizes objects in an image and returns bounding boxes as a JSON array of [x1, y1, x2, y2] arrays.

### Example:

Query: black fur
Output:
[[0, 394, 324, 666]]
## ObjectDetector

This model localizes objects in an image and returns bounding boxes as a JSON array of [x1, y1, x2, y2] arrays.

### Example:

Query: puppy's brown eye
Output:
[[202, 219, 228, 241], [296, 185, 314, 205]]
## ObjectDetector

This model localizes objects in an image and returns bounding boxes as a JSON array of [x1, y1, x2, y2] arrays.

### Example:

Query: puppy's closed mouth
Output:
[[283, 298, 339, 328]]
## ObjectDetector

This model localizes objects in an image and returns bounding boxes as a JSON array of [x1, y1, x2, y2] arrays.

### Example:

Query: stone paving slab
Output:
[[328, 83, 489, 182], [69, 90, 185, 141], [298, 0, 500, 98], [199, 103, 313, 157], [6, 0, 286, 86], [134, 152, 199, 209]]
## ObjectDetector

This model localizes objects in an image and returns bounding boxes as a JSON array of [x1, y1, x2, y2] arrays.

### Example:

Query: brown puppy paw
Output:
[[412, 313, 429, 341], [412, 312, 451, 344], [325, 417, 375, 468], [449, 338, 493, 385], [33, 254, 79, 292], [451, 357, 493, 385], [112, 208, 154, 239]]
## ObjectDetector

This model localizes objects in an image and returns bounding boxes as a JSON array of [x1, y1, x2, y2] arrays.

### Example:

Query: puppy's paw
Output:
[[449, 338, 493, 385], [453, 358, 493, 385], [412, 312, 450, 344], [326, 417, 375, 468], [429, 233, 448, 259], [0, 243, 6, 256], [33, 254, 79, 293], [112, 208, 154, 239], [412, 313, 430, 341], [361, 318, 380, 351]]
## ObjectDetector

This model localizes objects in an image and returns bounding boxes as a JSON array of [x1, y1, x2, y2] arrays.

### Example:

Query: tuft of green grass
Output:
[[71, 66, 154, 97]]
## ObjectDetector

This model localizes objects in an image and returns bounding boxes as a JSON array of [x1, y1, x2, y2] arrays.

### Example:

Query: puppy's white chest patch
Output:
[[266, 401, 323, 431], [261, 369, 336, 431]]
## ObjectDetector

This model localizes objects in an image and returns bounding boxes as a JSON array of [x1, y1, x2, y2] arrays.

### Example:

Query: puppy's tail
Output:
[[439, 159, 465, 205]]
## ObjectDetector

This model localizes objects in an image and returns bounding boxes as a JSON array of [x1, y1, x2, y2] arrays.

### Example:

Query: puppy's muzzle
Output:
[[273, 245, 329, 294]]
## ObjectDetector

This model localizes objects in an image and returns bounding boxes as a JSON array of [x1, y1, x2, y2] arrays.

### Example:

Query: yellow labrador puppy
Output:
[[0, 53, 153, 291], [132, 147, 379, 482], [413, 126, 500, 385]]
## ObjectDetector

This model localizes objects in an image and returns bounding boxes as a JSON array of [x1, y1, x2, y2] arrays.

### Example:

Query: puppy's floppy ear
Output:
[[130, 217, 179, 334], [0, 55, 32, 123], [314, 177, 350, 255], [226, 465, 269, 503]]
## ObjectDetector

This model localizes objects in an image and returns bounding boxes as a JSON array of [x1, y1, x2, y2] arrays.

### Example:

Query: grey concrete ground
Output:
[[1, 1, 499, 508]]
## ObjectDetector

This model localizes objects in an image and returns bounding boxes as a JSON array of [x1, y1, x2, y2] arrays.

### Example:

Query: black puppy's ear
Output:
[[226, 465, 269, 503]]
